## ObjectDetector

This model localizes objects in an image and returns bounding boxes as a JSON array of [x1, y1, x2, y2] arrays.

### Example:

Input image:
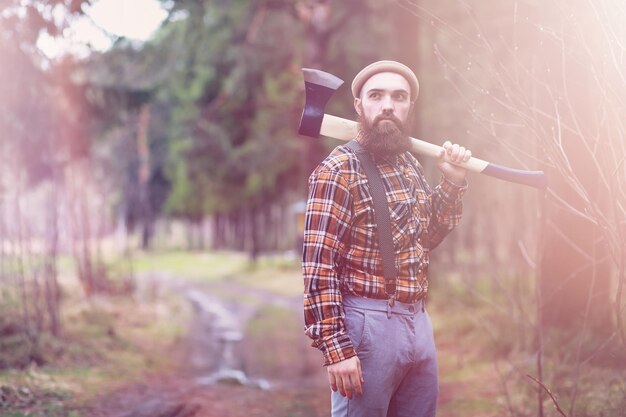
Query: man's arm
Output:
[[302, 168, 355, 366], [428, 141, 471, 248]]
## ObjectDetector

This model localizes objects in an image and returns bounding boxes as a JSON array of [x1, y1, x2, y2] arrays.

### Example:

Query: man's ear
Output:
[[354, 98, 362, 116]]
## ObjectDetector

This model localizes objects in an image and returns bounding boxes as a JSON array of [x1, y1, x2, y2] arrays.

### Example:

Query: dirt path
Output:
[[87, 273, 329, 417], [86, 272, 501, 417]]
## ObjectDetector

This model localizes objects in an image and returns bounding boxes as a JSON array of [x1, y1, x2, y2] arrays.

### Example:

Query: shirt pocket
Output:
[[350, 201, 377, 250], [414, 188, 432, 231], [388, 197, 420, 250]]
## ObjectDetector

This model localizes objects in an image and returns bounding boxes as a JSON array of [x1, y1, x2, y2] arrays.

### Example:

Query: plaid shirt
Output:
[[302, 143, 467, 366]]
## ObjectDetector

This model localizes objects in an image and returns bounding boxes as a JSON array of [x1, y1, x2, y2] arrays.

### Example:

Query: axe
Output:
[[298, 68, 547, 189]]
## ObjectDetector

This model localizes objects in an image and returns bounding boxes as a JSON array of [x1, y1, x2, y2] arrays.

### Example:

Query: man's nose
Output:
[[381, 96, 394, 112]]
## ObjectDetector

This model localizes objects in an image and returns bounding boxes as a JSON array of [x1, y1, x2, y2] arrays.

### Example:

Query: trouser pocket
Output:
[[344, 306, 369, 353]]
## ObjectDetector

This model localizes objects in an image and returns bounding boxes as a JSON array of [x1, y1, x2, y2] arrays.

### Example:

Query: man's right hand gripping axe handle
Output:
[[298, 68, 548, 190]]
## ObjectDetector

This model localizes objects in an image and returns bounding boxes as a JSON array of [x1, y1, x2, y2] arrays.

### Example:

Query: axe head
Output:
[[299, 68, 344, 138]]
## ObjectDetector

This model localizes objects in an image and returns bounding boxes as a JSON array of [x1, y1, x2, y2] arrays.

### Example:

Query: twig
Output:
[[535, 190, 548, 417], [517, 239, 536, 269], [615, 239, 626, 349], [526, 374, 568, 417], [568, 225, 599, 414]]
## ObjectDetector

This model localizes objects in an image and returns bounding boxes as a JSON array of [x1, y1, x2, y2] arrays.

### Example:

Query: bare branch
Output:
[[526, 374, 568, 417], [517, 239, 536, 269], [396, 0, 484, 49]]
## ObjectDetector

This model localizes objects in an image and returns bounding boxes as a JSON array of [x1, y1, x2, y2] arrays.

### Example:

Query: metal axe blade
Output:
[[298, 69, 344, 138]]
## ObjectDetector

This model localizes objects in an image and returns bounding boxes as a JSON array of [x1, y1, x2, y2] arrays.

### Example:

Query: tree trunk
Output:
[[137, 104, 153, 250], [249, 205, 260, 262], [44, 179, 61, 335], [198, 217, 206, 250], [13, 173, 31, 337], [213, 213, 225, 250], [66, 160, 98, 296], [298, 0, 334, 184]]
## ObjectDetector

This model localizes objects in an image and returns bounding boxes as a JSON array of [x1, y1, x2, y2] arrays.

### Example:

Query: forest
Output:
[[0, 0, 624, 416]]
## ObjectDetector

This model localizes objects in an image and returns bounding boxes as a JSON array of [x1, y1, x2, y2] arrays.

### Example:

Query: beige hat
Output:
[[351, 60, 420, 102]]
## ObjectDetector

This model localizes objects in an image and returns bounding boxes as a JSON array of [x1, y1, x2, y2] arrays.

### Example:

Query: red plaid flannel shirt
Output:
[[302, 144, 467, 365]]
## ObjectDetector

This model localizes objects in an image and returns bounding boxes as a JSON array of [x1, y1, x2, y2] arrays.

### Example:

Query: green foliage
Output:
[[140, 0, 401, 221], [0, 0, 404, 253], [104, 250, 248, 281], [156, 2, 303, 216]]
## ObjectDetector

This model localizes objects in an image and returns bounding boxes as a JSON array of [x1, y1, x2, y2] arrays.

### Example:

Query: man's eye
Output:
[[369, 92, 380, 99], [394, 93, 408, 101]]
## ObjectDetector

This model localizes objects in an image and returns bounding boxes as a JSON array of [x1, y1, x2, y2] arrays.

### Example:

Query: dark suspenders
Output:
[[345, 140, 397, 300]]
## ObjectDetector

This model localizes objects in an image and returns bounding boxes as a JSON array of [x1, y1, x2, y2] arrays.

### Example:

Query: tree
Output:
[[0, 0, 93, 352]]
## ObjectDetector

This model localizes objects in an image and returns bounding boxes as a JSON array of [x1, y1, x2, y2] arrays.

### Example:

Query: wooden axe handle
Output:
[[319, 114, 548, 189]]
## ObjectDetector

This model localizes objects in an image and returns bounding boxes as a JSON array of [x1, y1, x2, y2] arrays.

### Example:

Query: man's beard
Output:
[[358, 111, 412, 159]]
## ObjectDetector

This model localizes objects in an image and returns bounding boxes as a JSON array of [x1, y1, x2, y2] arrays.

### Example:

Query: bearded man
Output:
[[302, 60, 472, 417]]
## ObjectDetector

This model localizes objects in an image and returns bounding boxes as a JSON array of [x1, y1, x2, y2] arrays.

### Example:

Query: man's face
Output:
[[354, 72, 413, 158]]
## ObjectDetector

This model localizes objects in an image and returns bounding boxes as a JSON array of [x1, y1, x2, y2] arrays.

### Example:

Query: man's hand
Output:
[[327, 355, 363, 399], [437, 140, 472, 185]]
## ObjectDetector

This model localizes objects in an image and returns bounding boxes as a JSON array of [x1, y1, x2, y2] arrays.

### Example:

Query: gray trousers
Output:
[[331, 294, 438, 417]]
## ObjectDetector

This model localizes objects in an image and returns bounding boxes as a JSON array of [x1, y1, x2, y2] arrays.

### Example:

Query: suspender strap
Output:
[[345, 140, 397, 297]]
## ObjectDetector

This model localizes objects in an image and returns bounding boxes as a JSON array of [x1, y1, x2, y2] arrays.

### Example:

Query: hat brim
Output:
[[351, 60, 419, 102]]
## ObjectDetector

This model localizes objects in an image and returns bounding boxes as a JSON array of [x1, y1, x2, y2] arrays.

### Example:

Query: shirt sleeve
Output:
[[428, 176, 468, 249], [302, 169, 355, 366]]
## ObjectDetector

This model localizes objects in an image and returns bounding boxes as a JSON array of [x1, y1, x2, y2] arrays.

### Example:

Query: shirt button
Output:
[[409, 306, 415, 313]]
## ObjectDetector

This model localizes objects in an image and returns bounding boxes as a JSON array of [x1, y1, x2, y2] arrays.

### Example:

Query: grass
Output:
[[109, 249, 303, 295], [0, 287, 187, 416], [428, 267, 626, 417], [233, 257, 302, 296], [2, 250, 624, 417], [0, 250, 297, 416], [105, 250, 250, 281], [438, 398, 500, 415]]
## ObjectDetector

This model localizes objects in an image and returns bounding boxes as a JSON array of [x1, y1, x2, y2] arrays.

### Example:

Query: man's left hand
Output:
[[437, 141, 472, 185]]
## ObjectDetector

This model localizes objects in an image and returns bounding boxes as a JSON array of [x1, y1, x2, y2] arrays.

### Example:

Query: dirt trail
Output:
[[87, 273, 329, 417], [86, 272, 499, 417]]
